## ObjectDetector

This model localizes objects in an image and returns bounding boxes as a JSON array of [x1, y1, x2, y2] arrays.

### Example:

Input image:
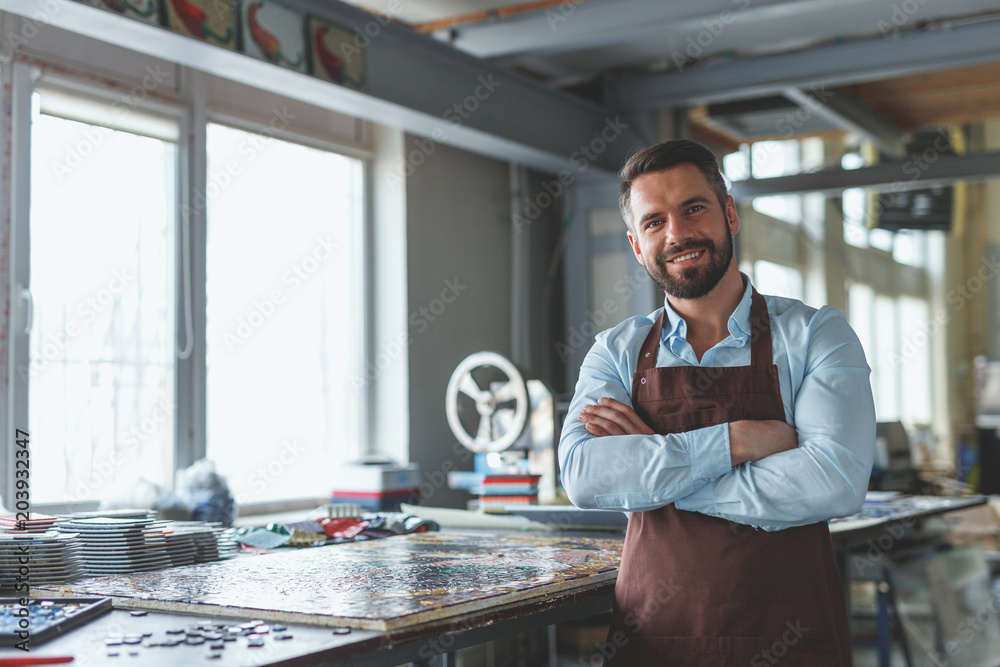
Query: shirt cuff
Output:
[[688, 423, 732, 482]]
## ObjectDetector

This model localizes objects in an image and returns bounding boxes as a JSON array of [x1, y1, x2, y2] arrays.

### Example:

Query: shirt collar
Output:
[[661, 273, 754, 348]]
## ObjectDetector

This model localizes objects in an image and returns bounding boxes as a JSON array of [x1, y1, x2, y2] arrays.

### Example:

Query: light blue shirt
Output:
[[559, 276, 875, 531]]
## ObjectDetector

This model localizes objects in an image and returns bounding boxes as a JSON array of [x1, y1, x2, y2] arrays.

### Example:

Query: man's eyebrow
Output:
[[638, 211, 662, 225], [679, 196, 711, 208]]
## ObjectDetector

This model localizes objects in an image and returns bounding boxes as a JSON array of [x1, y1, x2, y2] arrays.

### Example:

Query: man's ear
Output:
[[726, 195, 740, 236], [627, 229, 643, 264]]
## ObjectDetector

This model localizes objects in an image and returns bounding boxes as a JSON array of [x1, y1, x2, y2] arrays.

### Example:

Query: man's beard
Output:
[[646, 225, 733, 300]]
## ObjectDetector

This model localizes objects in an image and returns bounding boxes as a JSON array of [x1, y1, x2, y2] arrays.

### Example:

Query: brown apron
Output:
[[603, 288, 852, 666]]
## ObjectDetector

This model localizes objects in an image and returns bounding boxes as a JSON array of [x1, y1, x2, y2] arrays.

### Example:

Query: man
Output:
[[559, 139, 875, 665]]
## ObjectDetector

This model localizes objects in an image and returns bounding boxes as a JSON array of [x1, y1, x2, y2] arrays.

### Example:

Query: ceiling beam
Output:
[[616, 19, 1000, 110], [729, 150, 1000, 201], [781, 87, 910, 158], [0, 0, 645, 175], [439, 0, 872, 59]]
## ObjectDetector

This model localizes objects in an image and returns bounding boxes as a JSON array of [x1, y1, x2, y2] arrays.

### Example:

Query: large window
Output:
[[4, 62, 367, 512], [205, 122, 364, 505], [27, 87, 178, 504], [848, 284, 933, 424]]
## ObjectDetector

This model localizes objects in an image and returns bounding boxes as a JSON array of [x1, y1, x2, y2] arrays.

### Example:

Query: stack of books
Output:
[[478, 474, 540, 514]]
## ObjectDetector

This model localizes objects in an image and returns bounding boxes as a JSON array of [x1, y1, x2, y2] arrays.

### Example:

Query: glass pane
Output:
[[873, 294, 900, 421], [754, 260, 804, 300], [722, 150, 748, 182], [869, 227, 895, 252], [897, 297, 933, 423], [848, 283, 876, 416], [843, 187, 868, 248], [205, 123, 363, 505], [752, 194, 802, 224], [28, 102, 177, 503], [751, 140, 799, 178], [893, 229, 925, 267]]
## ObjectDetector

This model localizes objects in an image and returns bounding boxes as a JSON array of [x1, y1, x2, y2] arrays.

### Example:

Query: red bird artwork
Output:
[[169, 0, 234, 43], [313, 24, 365, 89], [248, 3, 303, 68]]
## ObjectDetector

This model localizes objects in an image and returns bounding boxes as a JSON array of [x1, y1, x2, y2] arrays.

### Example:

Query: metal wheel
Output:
[[445, 351, 530, 453]]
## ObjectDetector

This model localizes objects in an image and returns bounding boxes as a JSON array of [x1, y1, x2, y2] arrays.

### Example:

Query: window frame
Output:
[[0, 53, 371, 514]]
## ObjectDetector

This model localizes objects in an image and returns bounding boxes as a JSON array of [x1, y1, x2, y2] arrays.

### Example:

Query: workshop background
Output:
[[4, 1, 1000, 666]]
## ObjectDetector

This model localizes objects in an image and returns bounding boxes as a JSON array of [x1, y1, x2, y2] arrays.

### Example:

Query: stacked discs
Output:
[[59, 516, 173, 576], [171, 522, 238, 563], [0, 513, 60, 534], [0, 530, 85, 591]]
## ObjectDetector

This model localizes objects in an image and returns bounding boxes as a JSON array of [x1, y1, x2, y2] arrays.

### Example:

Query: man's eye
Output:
[[646, 219, 663, 228], [687, 205, 704, 214]]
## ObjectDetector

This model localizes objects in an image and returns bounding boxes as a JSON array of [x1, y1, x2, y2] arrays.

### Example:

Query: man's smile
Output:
[[669, 249, 705, 265]]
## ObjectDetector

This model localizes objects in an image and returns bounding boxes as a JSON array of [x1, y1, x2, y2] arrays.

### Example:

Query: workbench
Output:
[[2, 496, 988, 666], [3, 532, 621, 666]]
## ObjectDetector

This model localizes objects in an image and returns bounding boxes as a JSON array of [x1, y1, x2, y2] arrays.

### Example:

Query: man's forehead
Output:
[[630, 165, 715, 208]]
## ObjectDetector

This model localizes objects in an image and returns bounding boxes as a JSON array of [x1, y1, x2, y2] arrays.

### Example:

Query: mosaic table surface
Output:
[[36, 532, 622, 630]]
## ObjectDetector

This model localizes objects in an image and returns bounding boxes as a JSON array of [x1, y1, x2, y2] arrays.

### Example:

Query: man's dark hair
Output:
[[618, 139, 729, 232]]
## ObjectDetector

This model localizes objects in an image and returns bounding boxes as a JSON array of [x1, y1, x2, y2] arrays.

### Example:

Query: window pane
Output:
[[843, 188, 868, 248], [28, 102, 177, 503], [873, 295, 900, 421], [869, 227, 895, 252], [892, 230, 925, 267], [205, 123, 363, 505], [754, 260, 804, 300], [723, 150, 748, 181], [752, 195, 802, 224], [897, 297, 933, 423]]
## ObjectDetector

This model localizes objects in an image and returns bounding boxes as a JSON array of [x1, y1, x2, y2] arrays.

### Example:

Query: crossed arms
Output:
[[558, 307, 876, 530]]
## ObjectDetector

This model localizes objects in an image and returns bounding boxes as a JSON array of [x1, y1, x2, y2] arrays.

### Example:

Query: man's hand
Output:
[[729, 420, 798, 467], [577, 397, 654, 437]]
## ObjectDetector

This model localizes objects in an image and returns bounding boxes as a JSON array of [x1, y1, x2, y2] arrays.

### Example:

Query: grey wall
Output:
[[402, 136, 565, 508]]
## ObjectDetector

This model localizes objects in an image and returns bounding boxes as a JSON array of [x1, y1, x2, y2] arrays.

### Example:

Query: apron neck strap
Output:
[[636, 288, 773, 372]]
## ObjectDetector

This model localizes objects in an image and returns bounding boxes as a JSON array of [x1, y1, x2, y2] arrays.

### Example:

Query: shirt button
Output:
[[652, 496, 660, 503], [644, 352, 650, 358], [640, 377, 646, 384], [709, 477, 717, 482]]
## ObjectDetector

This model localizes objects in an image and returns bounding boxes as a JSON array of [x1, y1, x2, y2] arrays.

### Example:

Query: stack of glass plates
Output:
[[0, 531, 85, 591], [58, 517, 172, 576], [172, 522, 239, 562], [0, 513, 60, 534]]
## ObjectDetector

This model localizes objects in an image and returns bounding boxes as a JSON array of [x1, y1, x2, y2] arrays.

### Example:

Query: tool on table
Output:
[[1, 598, 110, 647]]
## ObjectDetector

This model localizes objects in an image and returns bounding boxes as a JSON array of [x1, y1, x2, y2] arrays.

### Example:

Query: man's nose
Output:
[[662, 214, 691, 245]]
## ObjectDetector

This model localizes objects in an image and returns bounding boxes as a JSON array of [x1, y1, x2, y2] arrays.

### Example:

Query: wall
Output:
[[398, 136, 566, 508]]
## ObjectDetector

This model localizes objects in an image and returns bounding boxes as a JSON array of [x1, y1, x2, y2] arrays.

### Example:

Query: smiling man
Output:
[[558, 140, 875, 665]]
